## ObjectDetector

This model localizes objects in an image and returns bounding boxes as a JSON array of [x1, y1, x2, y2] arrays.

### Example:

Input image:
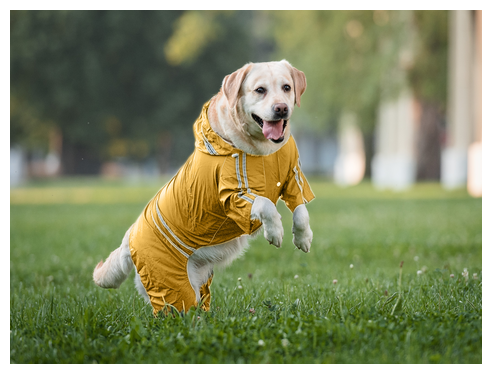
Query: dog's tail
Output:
[[93, 228, 134, 289]]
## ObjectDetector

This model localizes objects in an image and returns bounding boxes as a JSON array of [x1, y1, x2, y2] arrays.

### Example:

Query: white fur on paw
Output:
[[293, 227, 313, 253], [264, 217, 284, 248]]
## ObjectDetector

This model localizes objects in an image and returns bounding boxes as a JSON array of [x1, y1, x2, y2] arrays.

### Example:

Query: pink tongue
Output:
[[262, 120, 284, 140]]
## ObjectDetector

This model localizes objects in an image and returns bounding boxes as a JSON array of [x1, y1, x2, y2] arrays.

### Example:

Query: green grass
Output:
[[10, 179, 482, 363]]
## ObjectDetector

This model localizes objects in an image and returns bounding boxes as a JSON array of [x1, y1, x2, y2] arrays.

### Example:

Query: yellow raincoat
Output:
[[129, 101, 315, 315]]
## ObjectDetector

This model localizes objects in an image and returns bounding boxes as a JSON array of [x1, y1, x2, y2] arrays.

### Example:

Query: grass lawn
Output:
[[10, 179, 482, 363]]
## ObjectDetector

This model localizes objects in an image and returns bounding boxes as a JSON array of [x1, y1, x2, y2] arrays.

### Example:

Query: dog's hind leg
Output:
[[93, 227, 134, 289], [187, 259, 214, 303], [133, 271, 151, 304], [186, 236, 250, 303]]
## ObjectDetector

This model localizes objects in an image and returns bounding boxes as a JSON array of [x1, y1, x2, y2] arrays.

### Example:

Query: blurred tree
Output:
[[11, 10, 254, 174], [409, 10, 448, 180], [268, 10, 408, 177], [269, 10, 407, 132], [269, 10, 448, 179], [164, 11, 274, 67]]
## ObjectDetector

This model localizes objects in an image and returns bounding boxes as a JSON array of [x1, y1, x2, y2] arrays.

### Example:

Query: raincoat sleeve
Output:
[[218, 156, 259, 234], [280, 144, 315, 213]]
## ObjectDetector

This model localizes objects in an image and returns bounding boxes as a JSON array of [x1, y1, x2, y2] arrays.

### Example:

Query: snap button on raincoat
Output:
[[129, 101, 315, 315]]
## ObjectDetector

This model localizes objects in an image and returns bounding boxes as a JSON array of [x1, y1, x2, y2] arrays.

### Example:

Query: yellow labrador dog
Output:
[[93, 60, 315, 315]]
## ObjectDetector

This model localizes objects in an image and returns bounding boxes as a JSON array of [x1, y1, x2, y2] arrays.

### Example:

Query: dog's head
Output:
[[220, 60, 306, 155]]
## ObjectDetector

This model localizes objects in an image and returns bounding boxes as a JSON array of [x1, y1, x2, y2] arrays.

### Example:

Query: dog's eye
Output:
[[283, 85, 291, 92], [255, 87, 266, 94]]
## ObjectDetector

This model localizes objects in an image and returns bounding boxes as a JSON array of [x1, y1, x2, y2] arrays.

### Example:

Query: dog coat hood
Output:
[[129, 101, 315, 315]]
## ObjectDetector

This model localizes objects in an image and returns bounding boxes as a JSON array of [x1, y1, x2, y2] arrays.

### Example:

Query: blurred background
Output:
[[10, 10, 482, 197]]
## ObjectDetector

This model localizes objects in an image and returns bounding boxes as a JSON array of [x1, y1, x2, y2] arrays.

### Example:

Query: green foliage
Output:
[[270, 10, 409, 131], [270, 10, 448, 133], [10, 10, 254, 168], [408, 10, 448, 106], [164, 11, 222, 66], [10, 180, 481, 363], [11, 10, 178, 158]]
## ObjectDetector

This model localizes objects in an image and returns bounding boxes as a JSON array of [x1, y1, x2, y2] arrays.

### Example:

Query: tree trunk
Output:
[[416, 101, 444, 180]]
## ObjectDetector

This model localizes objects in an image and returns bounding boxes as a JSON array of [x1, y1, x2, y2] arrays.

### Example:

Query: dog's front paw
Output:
[[263, 215, 284, 248], [292, 226, 313, 253]]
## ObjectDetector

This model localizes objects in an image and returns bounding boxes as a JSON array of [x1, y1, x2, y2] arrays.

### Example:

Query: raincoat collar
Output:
[[194, 101, 239, 156]]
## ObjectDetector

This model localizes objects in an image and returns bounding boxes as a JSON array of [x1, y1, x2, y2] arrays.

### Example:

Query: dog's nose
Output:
[[273, 103, 289, 118]]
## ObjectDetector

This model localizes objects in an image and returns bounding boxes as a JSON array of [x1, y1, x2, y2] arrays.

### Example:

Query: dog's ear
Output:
[[282, 60, 307, 107], [291, 66, 307, 108], [221, 63, 253, 108]]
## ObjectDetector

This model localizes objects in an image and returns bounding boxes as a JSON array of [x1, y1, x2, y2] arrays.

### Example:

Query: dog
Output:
[[93, 60, 315, 315]]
